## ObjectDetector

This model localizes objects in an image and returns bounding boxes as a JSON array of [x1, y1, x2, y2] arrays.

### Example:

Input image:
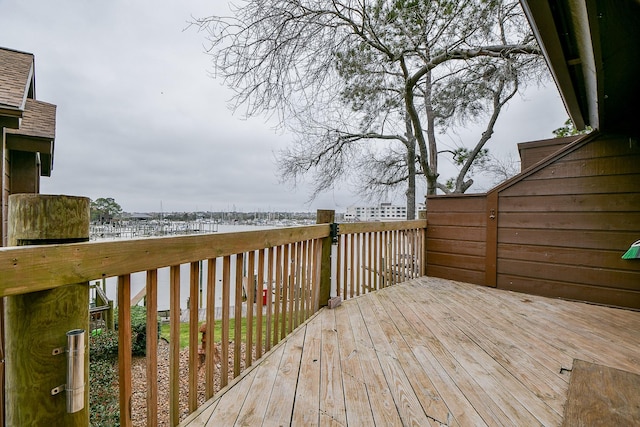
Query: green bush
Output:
[[113, 305, 160, 356], [90, 329, 119, 362], [90, 332, 120, 426], [89, 306, 160, 425]]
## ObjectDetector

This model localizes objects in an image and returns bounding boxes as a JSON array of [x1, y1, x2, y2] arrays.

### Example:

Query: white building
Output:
[[344, 203, 407, 221]]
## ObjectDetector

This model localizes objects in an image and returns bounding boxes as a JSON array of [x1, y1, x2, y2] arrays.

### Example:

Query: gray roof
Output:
[[0, 47, 34, 111]]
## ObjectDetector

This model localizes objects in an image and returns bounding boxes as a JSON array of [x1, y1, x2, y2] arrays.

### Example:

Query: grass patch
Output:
[[160, 316, 276, 348]]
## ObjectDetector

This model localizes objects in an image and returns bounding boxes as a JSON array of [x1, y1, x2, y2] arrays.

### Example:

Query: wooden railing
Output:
[[0, 218, 426, 426], [336, 220, 427, 301]]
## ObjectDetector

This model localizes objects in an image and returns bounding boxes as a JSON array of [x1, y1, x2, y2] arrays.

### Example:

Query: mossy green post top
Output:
[[8, 194, 90, 245]]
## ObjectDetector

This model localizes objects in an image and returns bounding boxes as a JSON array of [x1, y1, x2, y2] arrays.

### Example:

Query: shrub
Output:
[[90, 329, 119, 362], [114, 305, 160, 356], [90, 331, 119, 426]]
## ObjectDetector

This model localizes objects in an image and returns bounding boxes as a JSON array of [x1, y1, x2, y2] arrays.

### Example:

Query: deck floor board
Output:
[[181, 277, 640, 427]]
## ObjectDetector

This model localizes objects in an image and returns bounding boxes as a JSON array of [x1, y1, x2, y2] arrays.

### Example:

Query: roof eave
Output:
[[520, 0, 589, 130]]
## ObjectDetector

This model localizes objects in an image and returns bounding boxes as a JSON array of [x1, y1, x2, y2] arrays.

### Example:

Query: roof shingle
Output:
[[6, 99, 56, 139], [0, 47, 34, 110]]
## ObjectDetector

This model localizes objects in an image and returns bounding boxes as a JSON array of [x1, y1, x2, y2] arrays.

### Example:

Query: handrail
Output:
[[0, 219, 426, 426], [0, 224, 330, 297]]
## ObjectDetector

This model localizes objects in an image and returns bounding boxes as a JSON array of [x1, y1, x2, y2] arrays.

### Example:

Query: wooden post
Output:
[[418, 210, 427, 277], [316, 209, 335, 307], [5, 194, 90, 426]]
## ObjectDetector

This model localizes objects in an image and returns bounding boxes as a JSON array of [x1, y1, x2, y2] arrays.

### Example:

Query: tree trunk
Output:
[[404, 116, 416, 219]]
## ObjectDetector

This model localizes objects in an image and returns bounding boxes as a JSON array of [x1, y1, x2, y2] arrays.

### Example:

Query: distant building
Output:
[[344, 203, 407, 221]]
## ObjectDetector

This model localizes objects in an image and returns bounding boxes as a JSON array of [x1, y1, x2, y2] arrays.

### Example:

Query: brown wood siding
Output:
[[426, 195, 487, 285], [496, 134, 640, 309], [2, 146, 9, 246], [9, 151, 38, 194], [517, 135, 578, 170]]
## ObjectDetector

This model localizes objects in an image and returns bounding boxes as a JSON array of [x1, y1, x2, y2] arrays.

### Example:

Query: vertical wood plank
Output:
[[373, 231, 379, 291], [313, 238, 323, 312], [234, 253, 244, 378], [349, 234, 355, 298], [302, 240, 308, 327], [256, 250, 265, 359], [281, 244, 289, 339], [393, 230, 399, 284], [205, 258, 216, 399], [368, 232, 373, 292], [273, 246, 282, 347], [189, 262, 199, 413], [355, 233, 361, 296], [265, 247, 274, 352], [290, 242, 298, 330], [307, 240, 314, 314], [118, 275, 133, 427], [336, 234, 342, 298], [221, 256, 231, 388], [169, 266, 180, 427], [246, 251, 255, 368], [421, 225, 427, 277], [382, 231, 388, 287], [146, 269, 158, 427], [342, 235, 348, 299]]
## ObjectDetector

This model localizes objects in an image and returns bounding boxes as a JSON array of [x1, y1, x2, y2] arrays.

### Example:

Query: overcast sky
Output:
[[1, 0, 568, 213]]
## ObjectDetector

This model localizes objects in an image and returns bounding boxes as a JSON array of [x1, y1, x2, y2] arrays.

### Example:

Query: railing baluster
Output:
[[169, 265, 180, 427], [146, 269, 158, 427], [246, 251, 255, 368], [234, 253, 243, 378], [189, 262, 199, 412], [265, 247, 274, 352], [287, 242, 302, 333], [373, 231, 379, 291], [367, 232, 373, 293], [281, 244, 289, 339], [313, 238, 322, 311], [273, 246, 282, 347], [118, 274, 133, 427], [298, 242, 304, 329], [342, 235, 348, 299], [357, 233, 362, 296], [349, 234, 355, 299], [205, 258, 216, 399], [336, 235, 342, 298], [392, 230, 398, 286], [256, 250, 265, 358], [221, 256, 231, 387]]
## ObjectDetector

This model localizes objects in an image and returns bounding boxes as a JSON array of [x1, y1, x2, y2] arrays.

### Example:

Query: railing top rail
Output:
[[0, 219, 427, 298], [0, 224, 330, 297], [338, 219, 426, 234]]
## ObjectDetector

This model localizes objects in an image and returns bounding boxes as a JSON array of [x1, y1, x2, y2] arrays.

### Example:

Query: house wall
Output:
[[495, 134, 640, 308], [1, 143, 9, 246], [426, 133, 640, 309], [517, 135, 578, 170], [426, 195, 487, 285], [9, 151, 39, 194]]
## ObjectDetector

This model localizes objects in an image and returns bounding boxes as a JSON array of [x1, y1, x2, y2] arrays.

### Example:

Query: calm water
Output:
[[98, 224, 275, 311]]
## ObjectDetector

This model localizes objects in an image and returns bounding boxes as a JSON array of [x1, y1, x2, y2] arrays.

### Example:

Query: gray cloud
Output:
[[1, 0, 568, 213]]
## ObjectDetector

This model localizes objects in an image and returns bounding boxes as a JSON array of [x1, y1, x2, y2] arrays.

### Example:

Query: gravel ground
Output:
[[129, 340, 251, 427]]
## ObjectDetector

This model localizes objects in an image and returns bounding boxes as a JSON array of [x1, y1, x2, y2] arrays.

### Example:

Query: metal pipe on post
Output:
[[5, 194, 90, 426], [316, 209, 335, 308]]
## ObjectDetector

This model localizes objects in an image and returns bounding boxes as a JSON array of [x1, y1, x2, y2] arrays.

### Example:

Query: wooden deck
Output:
[[181, 277, 640, 426]]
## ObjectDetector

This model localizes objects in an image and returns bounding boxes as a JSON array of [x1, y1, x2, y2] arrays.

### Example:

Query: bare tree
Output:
[[196, 0, 546, 218]]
